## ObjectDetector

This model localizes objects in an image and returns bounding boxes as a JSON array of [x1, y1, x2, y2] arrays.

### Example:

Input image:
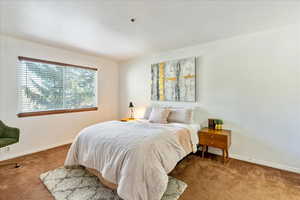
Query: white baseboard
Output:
[[208, 149, 300, 174], [0, 139, 73, 162], [230, 153, 300, 174]]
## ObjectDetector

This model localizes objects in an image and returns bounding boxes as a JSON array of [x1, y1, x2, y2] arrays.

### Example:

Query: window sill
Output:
[[17, 107, 98, 118]]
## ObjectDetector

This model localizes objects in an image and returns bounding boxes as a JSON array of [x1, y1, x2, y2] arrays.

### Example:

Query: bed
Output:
[[65, 118, 199, 200]]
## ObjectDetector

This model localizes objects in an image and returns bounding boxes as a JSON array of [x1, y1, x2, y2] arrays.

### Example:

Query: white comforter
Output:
[[65, 120, 199, 200]]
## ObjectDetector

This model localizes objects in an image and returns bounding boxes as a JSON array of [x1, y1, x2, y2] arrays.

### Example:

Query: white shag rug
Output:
[[40, 167, 187, 200]]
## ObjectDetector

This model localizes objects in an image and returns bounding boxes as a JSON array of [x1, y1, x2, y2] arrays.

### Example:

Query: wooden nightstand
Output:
[[120, 118, 136, 122], [198, 128, 231, 162]]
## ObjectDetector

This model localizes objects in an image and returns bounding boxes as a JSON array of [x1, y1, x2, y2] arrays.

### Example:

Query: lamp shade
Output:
[[129, 102, 134, 108]]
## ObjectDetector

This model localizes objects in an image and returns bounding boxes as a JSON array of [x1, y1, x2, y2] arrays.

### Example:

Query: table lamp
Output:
[[129, 102, 134, 119]]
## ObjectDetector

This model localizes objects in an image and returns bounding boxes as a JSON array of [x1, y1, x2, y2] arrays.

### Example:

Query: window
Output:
[[17, 57, 98, 117]]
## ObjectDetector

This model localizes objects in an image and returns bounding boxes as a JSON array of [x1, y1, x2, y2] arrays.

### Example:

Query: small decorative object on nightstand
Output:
[[208, 118, 223, 130], [208, 118, 216, 129], [214, 119, 223, 130], [198, 127, 231, 162]]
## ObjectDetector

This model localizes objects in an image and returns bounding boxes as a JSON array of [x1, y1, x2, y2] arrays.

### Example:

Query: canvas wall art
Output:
[[151, 57, 196, 102]]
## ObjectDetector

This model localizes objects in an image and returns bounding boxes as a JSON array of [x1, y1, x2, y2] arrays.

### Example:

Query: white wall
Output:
[[119, 24, 300, 173], [0, 35, 119, 161]]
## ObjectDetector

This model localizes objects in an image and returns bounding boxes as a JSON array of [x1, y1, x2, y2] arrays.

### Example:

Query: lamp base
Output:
[[129, 108, 134, 119]]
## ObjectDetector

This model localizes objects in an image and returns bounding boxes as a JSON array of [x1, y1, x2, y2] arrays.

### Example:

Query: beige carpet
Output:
[[1, 144, 300, 200], [170, 153, 300, 200]]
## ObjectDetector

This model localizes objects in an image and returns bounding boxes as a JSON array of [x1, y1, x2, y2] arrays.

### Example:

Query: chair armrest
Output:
[[4, 126, 20, 142]]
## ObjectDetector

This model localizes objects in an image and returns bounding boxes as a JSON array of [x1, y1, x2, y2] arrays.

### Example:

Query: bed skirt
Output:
[[86, 167, 118, 190]]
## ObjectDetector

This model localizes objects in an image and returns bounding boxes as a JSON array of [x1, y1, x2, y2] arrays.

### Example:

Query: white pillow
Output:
[[168, 108, 193, 124], [149, 108, 171, 124], [143, 106, 153, 119]]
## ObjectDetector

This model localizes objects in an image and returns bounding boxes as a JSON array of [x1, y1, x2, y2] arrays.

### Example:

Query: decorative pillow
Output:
[[149, 108, 171, 124], [168, 108, 194, 124], [143, 106, 153, 119]]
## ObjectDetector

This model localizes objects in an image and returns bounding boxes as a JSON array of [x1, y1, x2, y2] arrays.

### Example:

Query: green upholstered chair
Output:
[[0, 120, 20, 168]]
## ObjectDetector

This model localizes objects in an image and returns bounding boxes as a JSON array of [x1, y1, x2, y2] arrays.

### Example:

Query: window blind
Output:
[[17, 57, 97, 117]]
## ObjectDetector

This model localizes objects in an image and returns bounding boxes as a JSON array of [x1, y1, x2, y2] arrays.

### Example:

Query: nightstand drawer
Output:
[[199, 134, 228, 149]]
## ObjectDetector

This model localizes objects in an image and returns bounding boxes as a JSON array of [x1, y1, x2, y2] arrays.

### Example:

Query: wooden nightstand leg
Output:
[[222, 149, 226, 162], [202, 145, 206, 158], [222, 149, 229, 163], [226, 149, 229, 160]]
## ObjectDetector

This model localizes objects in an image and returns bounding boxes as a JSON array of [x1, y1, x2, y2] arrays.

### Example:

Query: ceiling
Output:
[[1, 0, 300, 62]]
